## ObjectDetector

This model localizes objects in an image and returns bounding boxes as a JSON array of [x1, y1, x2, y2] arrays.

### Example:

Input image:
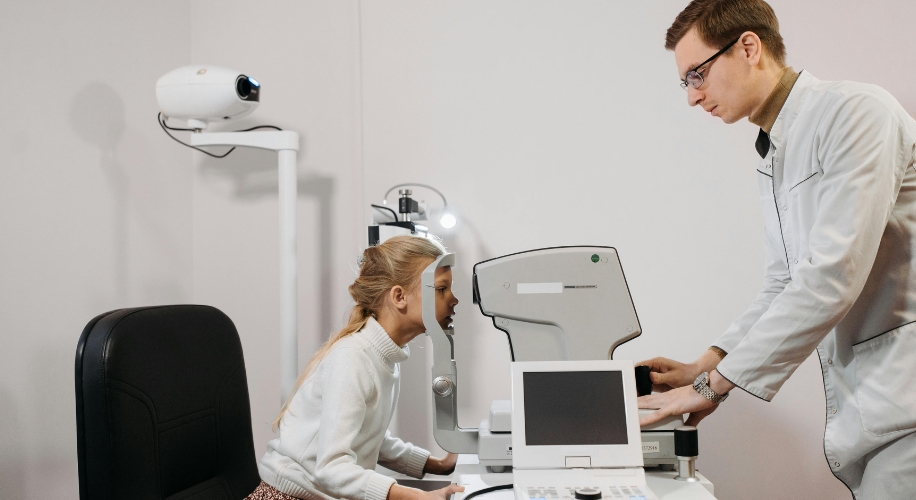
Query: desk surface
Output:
[[380, 455, 717, 500]]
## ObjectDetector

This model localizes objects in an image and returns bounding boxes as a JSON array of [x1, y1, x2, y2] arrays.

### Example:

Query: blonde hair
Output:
[[273, 235, 445, 428]]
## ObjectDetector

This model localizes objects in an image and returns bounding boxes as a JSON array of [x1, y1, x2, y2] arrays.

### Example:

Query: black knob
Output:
[[674, 426, 699, 457], [635, 365, 653, 396], [574, 488, 602, 500]]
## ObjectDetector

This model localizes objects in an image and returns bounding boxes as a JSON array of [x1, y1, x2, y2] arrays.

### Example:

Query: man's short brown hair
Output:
[[665, 0, 786, 66]]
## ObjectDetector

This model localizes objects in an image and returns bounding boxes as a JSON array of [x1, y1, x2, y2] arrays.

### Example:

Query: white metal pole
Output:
[[278, 148, 298, 403]]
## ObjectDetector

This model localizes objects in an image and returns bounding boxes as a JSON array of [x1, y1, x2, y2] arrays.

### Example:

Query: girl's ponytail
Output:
[[273, 235, 444, 428]]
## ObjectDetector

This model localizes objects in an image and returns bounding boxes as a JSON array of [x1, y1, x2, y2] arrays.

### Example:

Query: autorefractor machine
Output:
[[419, 247, 710, 500]]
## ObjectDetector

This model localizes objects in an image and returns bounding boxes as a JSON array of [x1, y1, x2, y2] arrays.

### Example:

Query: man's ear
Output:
[[388, 285, 408, 312], [739, 31, 764, 67]]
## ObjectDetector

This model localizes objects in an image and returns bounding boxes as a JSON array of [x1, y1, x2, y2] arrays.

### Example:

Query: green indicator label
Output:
[[591, 254, 600, 263]]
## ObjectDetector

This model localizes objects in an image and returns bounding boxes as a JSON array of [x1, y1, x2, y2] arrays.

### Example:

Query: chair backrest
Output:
[[75, 305, 261, 500]]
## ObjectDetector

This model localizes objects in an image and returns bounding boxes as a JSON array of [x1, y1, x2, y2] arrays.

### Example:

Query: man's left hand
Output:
[[638, 384, 718, 427]]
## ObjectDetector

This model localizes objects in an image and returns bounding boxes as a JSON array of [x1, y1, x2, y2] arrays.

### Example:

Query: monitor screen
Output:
[[523, 370, 628, 446]]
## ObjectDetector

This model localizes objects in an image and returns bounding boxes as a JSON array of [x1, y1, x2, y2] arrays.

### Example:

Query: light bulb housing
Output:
[[440, 211, 457, 229]]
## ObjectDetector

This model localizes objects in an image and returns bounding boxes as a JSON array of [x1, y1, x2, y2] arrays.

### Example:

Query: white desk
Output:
[[380, 455, 716, 500]]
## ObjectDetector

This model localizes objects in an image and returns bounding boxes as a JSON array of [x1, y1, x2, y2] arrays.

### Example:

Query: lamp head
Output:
[[439, 210, 457, 229]]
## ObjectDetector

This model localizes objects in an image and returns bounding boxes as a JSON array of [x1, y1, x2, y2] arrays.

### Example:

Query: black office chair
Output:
[[75, 305, 261, 499]]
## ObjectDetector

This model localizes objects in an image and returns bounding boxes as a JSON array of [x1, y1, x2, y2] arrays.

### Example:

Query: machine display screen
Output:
[[523, 370, 628, 446]]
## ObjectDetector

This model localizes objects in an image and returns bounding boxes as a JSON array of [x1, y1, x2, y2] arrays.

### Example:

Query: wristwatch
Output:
[[693, 372, 729, 404]]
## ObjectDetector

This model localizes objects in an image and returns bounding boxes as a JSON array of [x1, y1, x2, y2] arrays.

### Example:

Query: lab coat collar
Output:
[[768, 70, 816, 152]]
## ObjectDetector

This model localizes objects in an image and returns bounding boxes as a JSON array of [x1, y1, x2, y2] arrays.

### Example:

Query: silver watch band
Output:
[[693, 372, 728, 404]]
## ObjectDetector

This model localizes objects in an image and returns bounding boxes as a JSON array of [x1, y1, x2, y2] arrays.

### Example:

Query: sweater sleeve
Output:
[[312, 348, 396, 500], [717, 92, 910, 400], [377, 430, 430, 479]]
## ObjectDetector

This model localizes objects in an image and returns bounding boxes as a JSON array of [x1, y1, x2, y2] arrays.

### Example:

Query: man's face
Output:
[[674, 28, 757, 124]]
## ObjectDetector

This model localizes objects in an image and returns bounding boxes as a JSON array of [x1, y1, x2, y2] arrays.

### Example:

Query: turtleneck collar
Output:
[[361, 317, 410, 366], [749, 66, 800, 135]]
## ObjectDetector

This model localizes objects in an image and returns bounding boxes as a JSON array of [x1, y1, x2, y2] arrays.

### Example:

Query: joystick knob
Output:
[[674, 426, 699, 457], [635, 365, 653, 396], [574, 487, 602, 500], [674, 426, 700, 482]]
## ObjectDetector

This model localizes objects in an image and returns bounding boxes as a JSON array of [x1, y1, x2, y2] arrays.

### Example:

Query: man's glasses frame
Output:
[[680, 37, 741, 90]]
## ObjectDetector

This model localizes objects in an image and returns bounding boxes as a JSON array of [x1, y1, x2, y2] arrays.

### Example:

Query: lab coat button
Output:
[[782, 205, 788, 211], [794, 259, 799, 264], [827, 359, 833, 364], [834, 462, 841, 468], [832, 408, 838, 414]]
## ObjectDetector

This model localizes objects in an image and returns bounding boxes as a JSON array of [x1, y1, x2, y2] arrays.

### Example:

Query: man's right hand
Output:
[[638, 347, 725, 393], [637, 357, 701, 392]]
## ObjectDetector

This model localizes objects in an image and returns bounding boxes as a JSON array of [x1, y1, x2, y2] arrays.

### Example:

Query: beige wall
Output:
[[1, 1, 913, 498], [0, 1, 193, 496]]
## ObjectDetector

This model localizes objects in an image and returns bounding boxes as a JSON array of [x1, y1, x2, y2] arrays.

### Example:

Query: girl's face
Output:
[[402, 266, 458, 334], [386, 264, 460, 346], [433, 267, 459, 330]]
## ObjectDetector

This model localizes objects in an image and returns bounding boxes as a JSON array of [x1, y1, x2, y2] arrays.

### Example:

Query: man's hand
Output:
[[638, 384, 718, 427], [638, 349, 724, 392], [423, 453, 458, 476], [637, 357, 702, 392]]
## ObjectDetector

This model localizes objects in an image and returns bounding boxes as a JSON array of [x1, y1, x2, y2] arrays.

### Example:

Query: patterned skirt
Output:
[[246, 480, 304, 500]]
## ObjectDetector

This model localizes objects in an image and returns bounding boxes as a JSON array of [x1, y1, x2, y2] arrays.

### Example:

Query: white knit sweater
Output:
[[258, 318, 430, 500]]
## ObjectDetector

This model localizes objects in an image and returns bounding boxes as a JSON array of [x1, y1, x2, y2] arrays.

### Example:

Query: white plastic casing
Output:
[[489, 400, 512, 432], [511, 360, 644, 470], [156, 65, 258, 127]]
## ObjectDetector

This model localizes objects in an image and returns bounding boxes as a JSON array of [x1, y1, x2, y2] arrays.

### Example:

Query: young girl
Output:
[[248, 236, 464, 500]]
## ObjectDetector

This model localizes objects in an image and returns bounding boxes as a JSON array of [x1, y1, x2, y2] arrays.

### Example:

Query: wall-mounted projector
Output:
[[156, 65, 260, 130]]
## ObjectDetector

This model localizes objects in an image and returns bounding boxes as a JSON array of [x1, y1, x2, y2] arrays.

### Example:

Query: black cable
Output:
[[159, 115, 197, 131], [157, 112, 283, 158], [236, 124, 283, 132], [371, 204, 398, 221], [462, 484, 513, 500], [158, 112, 235, 158]]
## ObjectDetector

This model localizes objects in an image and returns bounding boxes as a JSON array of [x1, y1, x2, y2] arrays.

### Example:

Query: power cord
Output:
[[371, 204, 398, 221], [461, 484, 514, 500], [157, 112, 283, 158]]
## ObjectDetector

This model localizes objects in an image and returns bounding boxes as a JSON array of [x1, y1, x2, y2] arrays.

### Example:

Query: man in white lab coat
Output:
[[637, 1, 916, 498]]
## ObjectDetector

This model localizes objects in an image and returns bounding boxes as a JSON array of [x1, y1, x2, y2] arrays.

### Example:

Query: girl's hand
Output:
[[424, 453, 459, 476], [388, 483, 464, 500], [425, 483, 464, 500]]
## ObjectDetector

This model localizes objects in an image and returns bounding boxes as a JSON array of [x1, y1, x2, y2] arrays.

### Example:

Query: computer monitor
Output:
[[510, 360, 644, 470]]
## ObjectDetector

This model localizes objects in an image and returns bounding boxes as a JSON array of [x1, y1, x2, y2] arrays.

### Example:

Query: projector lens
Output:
[[236, 75, 252, 98]]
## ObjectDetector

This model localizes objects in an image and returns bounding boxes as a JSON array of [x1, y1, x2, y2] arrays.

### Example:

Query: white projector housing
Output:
[[156, 65, 260, 130]]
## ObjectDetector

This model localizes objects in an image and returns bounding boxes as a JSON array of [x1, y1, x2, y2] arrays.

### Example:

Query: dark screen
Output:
[[523, 370, 628, 446]]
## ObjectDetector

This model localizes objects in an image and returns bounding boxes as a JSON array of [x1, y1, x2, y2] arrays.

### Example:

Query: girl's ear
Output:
[[388, 285, 409, 311]]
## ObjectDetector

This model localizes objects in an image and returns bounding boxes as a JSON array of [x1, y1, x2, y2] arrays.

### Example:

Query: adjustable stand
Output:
[[191, 131, 301, 404]]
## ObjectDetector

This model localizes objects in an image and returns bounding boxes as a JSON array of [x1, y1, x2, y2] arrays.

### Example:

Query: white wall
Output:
[[0, 1, 193, 496], [188, 0, 366, 454], [356, 2, 914, 500], [2, 1, 913, 498]]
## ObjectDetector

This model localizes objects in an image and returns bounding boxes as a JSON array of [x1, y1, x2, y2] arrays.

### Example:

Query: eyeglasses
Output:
[[680, 37, 740, 90]]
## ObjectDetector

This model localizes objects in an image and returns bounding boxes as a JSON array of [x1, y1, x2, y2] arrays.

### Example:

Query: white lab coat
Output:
[[712, 71, 916, 497]]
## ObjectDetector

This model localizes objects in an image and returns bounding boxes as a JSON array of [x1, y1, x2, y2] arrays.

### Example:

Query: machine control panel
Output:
[[525, 486, 648, 500]]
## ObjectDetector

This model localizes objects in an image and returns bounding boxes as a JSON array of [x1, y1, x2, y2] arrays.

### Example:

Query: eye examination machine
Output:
[[416, 246, 716, 500]]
